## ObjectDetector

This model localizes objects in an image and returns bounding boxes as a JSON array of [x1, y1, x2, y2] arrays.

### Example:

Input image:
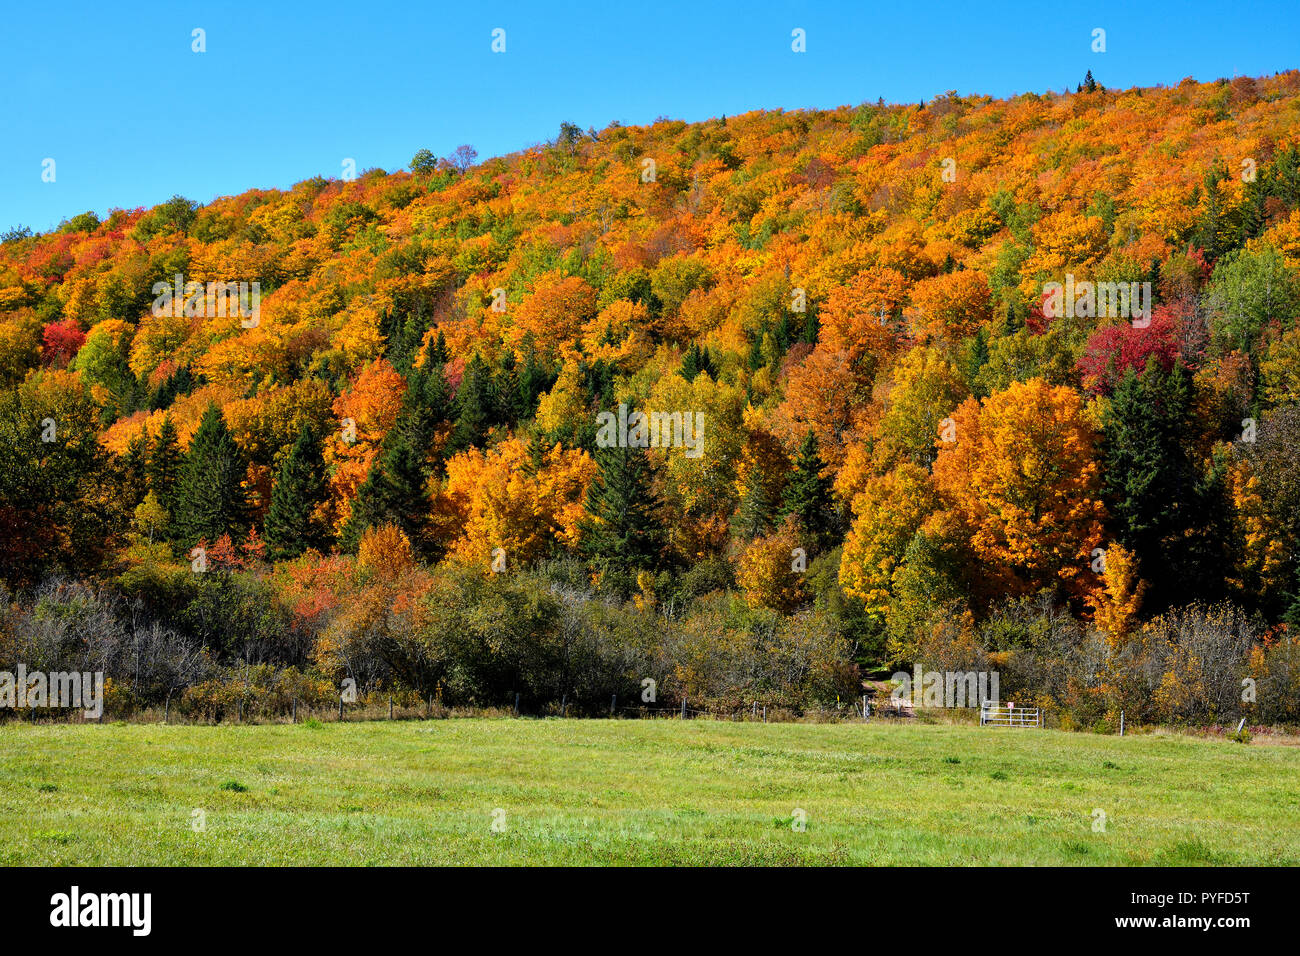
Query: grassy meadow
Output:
[[0, 718, 1296, 866]]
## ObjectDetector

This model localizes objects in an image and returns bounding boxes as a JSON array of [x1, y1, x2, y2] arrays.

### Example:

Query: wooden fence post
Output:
[[561, 694, 567, 717], [610, 694, 617, 717], [388, 697, 393, 720], [1119, 711, 1125, 736], [338, 696, 343, 721], [514, 693, 520, 716], [291, 698, 296, 723], [680, 699, 687, 720], [762, 705, 767, 723]]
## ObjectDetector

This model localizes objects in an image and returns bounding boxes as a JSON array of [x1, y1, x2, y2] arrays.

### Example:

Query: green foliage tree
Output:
[[410, 149, 437, 177], [580, 445, 666, 590], [780, 432, 838, 554], [1205, 245, 1298, 355], [1100, 361, 1223, 609], [264, 424, 330, 559], [733, 466, 773, 540], [171, 404, 247, 548], [147, 415, 182, 515]]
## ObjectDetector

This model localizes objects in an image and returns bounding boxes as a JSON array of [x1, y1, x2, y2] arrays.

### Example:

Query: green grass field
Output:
[[0, 719, 1296, 865]]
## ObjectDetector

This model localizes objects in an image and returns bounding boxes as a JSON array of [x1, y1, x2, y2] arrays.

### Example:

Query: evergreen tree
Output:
[[264, 424, 330, 559], [733, 466, 773, 539], [171, 404, 247, 548], [341, 429, 428, 552], [1194, 168, 1228, 261], [781, 431, 838, 553], [398, 362, 453, 461], [342, 363, 453, 552], [148, 415, 182, 513], [1100, 360, 1213, 609], [801, 303, 819, 345], [518, 342, 551, 417], [747, 332, 765, 372], [493, 349, 524, 426], [775, 311, 794, 351], [681, 343, 702, 382], [426, 331, 450, 366], [681, 343, 716, 382], [450, 353, 494, 450], [580, 445, 666, 589], [963, 328, 990, 396], [122, 431, 150, 506]]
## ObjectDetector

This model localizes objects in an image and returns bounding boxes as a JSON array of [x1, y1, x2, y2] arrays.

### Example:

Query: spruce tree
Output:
[[680, 343, 716, 382], [398, 362, 452, 460], [964, 328, 991, 397], [681, 343, 703, 382], [733, 466, 773, 540], [341, 429, 428, 552], [451, 353, 493, 450], [426, 331, 450, 366], [580, 445, 666, 589], [148, 414, 182, 512], [1100, 360, 1206, 609], [264, 424, 330, 559], [122, 431, 150, 507], [341, 359, 455, 553], [519, 345, 550, 417], [493, 349, 524, 426], [801, 305, 818, 345], [747, 332, 765, 372], [171, 404, 247, 548], [781, 431, 837, 553]]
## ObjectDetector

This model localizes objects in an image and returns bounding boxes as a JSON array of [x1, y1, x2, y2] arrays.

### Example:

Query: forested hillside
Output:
[[3, 71, 1300, 724]]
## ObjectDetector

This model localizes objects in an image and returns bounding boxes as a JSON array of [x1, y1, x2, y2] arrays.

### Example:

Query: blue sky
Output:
[[2, 0, 1297, 233]]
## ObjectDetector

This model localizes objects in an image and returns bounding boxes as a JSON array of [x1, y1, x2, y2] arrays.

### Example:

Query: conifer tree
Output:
[[801, 304, 819, 345], [780, 431, 837, 553], [148, 415, 182, 512], [580, 445, 666, 589], [171, 404, 247, 548], [518, 339, 552, 417], [122, 431, 150, 507], [341, 428, 428, 552], [734, 466, 773, 540], [426, 331, 450, 366], [451, 353, 494, 450], [1100, 360, 1214, 609], [681, 343, 717, 383], [264, 424, 330, 559], [494, 349, 524, 426]]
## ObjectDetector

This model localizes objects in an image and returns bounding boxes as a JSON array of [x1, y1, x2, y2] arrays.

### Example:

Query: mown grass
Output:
[[0, 719, 1296, 865]]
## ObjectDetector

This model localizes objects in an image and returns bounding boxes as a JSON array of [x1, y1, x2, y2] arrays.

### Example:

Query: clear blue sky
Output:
[[2, 0, 1297, 234]]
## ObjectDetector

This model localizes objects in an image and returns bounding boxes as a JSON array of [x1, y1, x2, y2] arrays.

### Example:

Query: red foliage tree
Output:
[[1077, 305, 1193, 395], [41, 319, 86, 367]]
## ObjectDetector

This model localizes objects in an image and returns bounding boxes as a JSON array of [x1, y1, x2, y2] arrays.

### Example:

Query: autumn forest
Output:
[[3, 71, 1300, 726]]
